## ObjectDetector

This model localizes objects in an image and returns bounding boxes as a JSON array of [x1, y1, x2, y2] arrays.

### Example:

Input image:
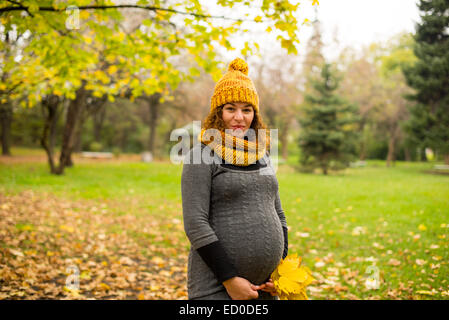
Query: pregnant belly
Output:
[[212, 209, 284, 285]]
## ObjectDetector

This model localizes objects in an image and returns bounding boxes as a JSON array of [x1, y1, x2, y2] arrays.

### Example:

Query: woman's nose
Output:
[[234, 110, 244, 120]]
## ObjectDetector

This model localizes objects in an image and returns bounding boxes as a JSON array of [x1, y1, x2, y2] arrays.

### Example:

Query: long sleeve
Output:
[[181, 146, 239, 282], [266, 153, 287, 230], [282, 226, 289, 259], [275, 189, 288, 229], [196, 240, 239, 283], [275, 189, 289, 259], [181, 147, 219, 250]]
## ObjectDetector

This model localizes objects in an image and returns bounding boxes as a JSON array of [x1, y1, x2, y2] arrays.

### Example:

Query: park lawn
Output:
[[0, 149, 448, 300]]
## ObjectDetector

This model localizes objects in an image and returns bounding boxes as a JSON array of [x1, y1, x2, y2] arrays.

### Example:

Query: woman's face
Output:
[[222, 102, 254, 138]]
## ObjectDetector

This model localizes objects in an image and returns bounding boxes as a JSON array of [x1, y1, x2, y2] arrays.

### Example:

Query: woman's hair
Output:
[[201, 104, 269, 134]]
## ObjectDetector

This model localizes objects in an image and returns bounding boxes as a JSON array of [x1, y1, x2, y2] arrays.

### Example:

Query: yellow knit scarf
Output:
[[198, 128, 270, 166]]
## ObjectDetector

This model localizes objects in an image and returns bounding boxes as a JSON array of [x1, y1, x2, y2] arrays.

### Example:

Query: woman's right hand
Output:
[[222, 277, 259, 300]]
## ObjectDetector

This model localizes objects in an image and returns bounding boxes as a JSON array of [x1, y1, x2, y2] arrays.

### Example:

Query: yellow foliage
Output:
[[107, 65, 118, 75], [418, 224, 427, 231], [271, 253, 315, 300]]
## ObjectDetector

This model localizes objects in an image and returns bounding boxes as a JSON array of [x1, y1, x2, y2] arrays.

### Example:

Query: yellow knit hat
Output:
[[210, 58, 259, 113]]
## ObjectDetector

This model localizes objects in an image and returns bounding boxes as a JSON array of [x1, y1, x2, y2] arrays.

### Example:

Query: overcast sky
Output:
[[314, 0, 421, 59], [210, 0, 422, 63]]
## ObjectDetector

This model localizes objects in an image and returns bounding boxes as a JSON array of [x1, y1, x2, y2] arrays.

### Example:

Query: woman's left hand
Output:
[[252, 279, 278, 296]]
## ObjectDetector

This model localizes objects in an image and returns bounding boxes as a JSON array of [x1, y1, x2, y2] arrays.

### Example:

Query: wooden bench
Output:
[[81, 152, 113, 159], [350, 161, 367, 168], [434, 164, 449, 170]]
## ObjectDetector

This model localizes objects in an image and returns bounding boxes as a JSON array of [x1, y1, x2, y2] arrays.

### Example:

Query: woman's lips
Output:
[[232, 126, 244, 129]]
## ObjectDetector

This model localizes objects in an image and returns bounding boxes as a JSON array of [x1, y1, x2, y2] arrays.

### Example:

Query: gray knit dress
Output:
[[181, 142, 288, 300]]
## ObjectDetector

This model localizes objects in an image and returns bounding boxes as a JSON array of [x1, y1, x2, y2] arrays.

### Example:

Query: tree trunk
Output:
[[386, 137, 395, 167], [321, 154, 328, 175], [73, 101, 87, 153], [147, 93, 161, 155], [165, 118, 178, 156], [444, 154, 449, 165], [386, 127, 399, 167], [359, 141, 366, 161], [41, 95, 61, 174], [55, 81, 87, 174], [74, 95, 107, 150], [1, 31, 13, 156], [322, 165, 328, 175], [0, 103, 12, 156], [93, 103, 107, 142], [404, 146, 411, 162], [358, 121, 367, 160]]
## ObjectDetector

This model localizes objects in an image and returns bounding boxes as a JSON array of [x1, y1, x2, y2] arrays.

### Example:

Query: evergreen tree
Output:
[[402, 0, 449, 164], [298, 63, 359, 175]]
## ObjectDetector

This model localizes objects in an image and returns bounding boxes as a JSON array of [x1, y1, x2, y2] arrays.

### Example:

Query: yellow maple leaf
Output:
[[271, 253, 315, 300], [279, 276, 303, 294], [278, 254, 301, 276]]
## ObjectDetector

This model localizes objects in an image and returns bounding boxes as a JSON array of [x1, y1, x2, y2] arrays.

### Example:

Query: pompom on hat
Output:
[[210, 57, 259, 113]]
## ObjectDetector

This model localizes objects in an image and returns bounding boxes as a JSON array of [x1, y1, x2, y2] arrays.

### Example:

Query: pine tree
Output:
[[402, 0, 449, 164], [298, 63, 359, 175]]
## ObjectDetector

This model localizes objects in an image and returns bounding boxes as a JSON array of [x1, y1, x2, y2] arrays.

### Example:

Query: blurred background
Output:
[[0, 0, 448, 300], [1, 0, 447, 174]]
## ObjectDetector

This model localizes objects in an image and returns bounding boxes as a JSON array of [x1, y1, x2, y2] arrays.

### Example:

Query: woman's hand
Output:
[[223, 277, 259, 300], [254, 278, 278, 296]]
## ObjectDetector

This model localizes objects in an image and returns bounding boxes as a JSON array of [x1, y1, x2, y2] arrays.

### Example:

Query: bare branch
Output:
[[5, 0, 34, 17], [0, 4, 250, 22]]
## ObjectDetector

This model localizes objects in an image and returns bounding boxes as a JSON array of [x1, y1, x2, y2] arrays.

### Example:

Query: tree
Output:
[[0, 102, 13, 156], [254, 53, 303, 161], [1, 0, 312, 173], [337, 45, 385, 161], [40, 94, 62, 173], [298, 63, 359, 175], [377, 33, 416, 166], [0, 23, 28, 156], [402, 0, 449, 164]]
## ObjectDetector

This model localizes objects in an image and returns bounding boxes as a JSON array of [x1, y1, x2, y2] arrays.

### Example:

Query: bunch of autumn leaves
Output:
[[270, 254, 315, 300]]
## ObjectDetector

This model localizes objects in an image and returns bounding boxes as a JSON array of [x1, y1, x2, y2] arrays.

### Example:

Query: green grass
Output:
[[0, 161, 181, 202], [279, 161, 448, 297], [1, 149, 448, 299]]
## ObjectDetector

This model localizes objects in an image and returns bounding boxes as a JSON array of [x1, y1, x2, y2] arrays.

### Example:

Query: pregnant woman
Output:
[[181, 58, 288, 300]]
